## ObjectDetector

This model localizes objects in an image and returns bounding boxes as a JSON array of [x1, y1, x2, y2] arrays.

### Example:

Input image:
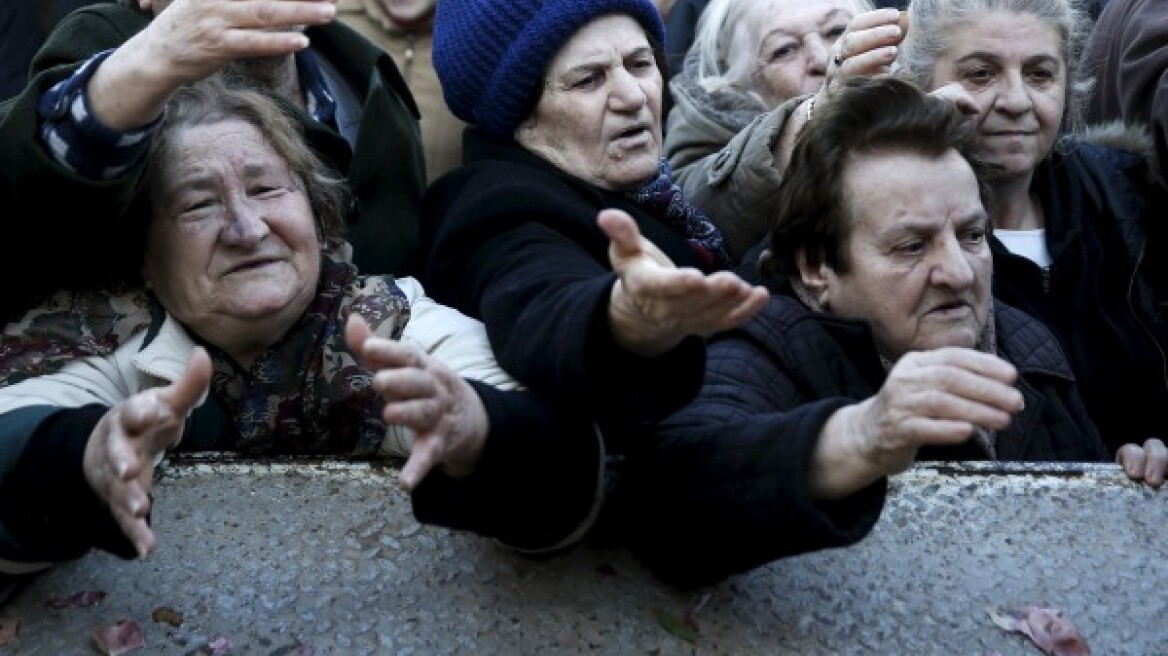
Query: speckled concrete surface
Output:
[[1, 459, 1164, 655]]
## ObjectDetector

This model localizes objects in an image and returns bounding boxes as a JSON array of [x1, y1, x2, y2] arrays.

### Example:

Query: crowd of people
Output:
[[0, 0, 1164, 600]]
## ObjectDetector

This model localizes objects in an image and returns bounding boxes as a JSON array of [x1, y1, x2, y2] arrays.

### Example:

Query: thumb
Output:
[[345, 313, 373, 361], [598, 208, 644, 264], [159, 347, 211, 417]]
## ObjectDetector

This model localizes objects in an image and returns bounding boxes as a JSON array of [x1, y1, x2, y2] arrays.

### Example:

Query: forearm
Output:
[[85, 34, 183, 130], [411, 382, 603, 553], [0, 406, 136, 565], [809, 400, 895, 501]]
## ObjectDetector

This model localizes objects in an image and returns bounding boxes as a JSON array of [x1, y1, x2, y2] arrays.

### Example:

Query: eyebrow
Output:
[[759, 8, 850, 43], [558, 46, 653, 77], [878, 210, 988, 239], [954, 51, 1062, 67]]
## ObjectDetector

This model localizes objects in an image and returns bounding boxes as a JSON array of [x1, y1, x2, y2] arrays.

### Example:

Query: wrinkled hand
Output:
[[813, 348, 1024, 499], [141, 0, 336, 80], [91, 0, 336, 128], [345, 315, 490, 491], [1116, 438, 1167, 488], [600, 208, 769, 358], [83, 348, 211, 557], [821, 8, 906, 97]]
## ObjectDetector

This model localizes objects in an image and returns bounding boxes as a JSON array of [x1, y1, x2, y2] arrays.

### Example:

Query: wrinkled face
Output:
[[751, 0, 853, 107], [929, 13, 1066, 182], [806, 150, 992, 361], [515, 15, 664, 191], [143, 119, 321, 361], [378, 0, 437, 24]]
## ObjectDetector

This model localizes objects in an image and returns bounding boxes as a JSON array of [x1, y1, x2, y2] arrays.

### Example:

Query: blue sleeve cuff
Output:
[[37, 48, 158, 180]]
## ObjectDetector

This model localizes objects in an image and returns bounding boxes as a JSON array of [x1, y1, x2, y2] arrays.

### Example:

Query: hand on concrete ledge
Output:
[[1116, 438, 1167, 488]]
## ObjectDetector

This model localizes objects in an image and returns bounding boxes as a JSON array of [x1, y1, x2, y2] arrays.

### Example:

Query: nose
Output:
[[608, 66, 648, 112], [992, 70, 1033, 116], [806, 34, 830, 77], [220, 197, 270, 247], [929, 233, 976, 290]]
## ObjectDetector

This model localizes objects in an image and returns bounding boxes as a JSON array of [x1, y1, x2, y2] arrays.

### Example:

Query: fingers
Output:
[[344, 313, 374, 362], [930, 82, 981, 116], [107, 478, 156, 557], [598, 208, 644, 262], [831, 8, 903, 77], [1127, 438, 1168, 488], [1143, 439, 1167, 487], [400, 438, 441, 491], [156, 348, 212, 419], [192, 0, 335, 31]]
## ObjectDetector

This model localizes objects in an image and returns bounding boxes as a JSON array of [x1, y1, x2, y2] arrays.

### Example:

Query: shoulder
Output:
[[1063, 124, 1159, 184], [993, 301, 1076, 381]]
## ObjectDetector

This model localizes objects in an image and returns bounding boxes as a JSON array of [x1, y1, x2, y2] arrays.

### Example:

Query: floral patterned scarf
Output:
[[199, 257, 410, 455], [626, 158, 732, 270]]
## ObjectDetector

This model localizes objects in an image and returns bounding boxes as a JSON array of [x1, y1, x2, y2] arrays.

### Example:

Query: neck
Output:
[[989, 173, 1043, 230]]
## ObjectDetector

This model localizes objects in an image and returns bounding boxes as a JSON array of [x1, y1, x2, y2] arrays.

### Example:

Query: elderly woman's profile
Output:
[[0, 78, 603, 591]]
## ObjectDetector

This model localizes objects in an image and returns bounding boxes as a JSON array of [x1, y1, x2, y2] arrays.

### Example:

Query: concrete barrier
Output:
[[2, 457, 1165, 654]]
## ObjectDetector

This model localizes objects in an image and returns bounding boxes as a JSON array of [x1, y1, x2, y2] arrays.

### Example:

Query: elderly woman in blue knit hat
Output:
[[422, 0, 769, 443]]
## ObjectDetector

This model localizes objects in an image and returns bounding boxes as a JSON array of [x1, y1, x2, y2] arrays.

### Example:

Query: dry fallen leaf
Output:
[[655, 608, 697, 644], [46, 590, 106, 609], [0, 617, 19, 645], [151, 606, 184, 627], [93, 618, 145, 655], [987, 605, 1091, 656]]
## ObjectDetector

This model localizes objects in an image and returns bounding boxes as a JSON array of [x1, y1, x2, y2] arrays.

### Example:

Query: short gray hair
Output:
[[898, 0, 1093, 132], [688, 0, 872, 102]]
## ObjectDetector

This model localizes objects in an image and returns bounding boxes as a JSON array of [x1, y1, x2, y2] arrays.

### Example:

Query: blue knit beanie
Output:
[[433, 0, 666, 141]]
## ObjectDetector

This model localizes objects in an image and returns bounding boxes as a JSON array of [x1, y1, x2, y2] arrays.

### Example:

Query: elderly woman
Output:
[[622, 77, 1165, 587], [897, 0, 1168, 467], [423, 0, 769, 442], [0, 80, 602, 585], [0, 0, 425, 325], [664, 0, 888, 259]]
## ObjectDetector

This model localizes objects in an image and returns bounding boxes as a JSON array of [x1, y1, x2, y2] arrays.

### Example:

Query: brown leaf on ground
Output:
[[150, 606, 184, 627], [986, 605, 1091, 656], [93, 618, 145, 655], [0, 617, 19, 645], [46, 590, 106, 609]]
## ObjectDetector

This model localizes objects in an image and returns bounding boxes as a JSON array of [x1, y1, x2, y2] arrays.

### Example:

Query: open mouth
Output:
[[613, 124, 650, 142], [929, 301, 972, 317]]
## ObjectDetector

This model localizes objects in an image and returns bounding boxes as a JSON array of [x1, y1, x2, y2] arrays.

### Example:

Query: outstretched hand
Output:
[[600, 208, 768, 358], [812, 348, 1024, 499], [345, 315, 490, 491], [83, 347, 211, 557]]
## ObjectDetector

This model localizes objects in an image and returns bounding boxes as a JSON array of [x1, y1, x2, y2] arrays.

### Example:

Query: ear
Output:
[[794, 247, 834, 309]]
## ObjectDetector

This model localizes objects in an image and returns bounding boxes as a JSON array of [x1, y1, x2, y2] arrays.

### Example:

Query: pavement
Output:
[[0, 458, 1165, 655]]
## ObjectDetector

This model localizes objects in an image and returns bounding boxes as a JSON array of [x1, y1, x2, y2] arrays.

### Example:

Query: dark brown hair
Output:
[[762, 76, 989, 279]]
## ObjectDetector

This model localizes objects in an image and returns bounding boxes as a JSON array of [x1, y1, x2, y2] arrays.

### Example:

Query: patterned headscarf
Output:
[[625, 158, 732, 270]]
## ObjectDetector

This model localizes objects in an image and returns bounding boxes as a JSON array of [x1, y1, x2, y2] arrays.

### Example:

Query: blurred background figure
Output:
[[1082, 0, 1168, 182], [338, 0, 465, 181]]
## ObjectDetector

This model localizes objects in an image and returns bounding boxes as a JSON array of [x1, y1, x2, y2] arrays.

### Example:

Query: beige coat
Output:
[[0, 277, 517, 457]]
